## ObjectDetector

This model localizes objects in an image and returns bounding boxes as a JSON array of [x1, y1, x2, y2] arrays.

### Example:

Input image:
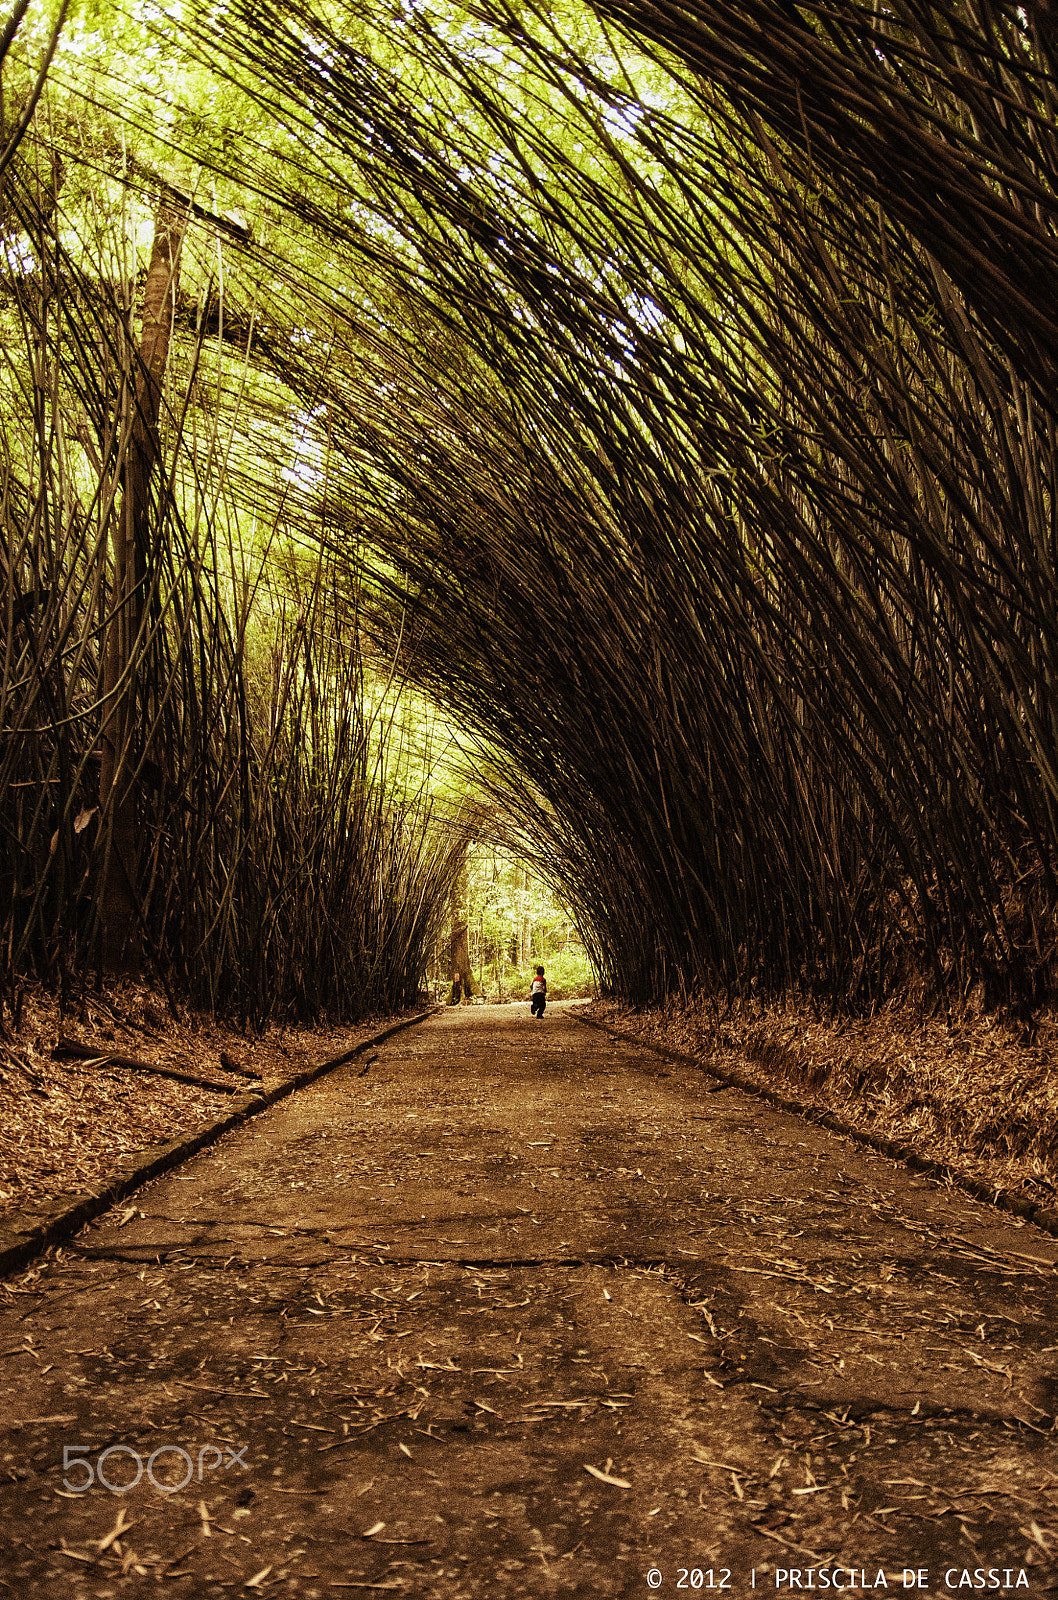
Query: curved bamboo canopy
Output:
[[3, 0, 1058, 1016]]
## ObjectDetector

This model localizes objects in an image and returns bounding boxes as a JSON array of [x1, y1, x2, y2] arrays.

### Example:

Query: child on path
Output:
[[529, 966, 547, 1018]]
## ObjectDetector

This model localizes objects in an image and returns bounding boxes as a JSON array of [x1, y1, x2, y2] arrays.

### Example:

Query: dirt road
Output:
[[1, 1002, 1057, 1597]]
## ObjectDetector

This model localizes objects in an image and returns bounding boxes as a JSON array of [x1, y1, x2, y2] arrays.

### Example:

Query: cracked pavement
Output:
[[1, 1002, 1057, 1597]]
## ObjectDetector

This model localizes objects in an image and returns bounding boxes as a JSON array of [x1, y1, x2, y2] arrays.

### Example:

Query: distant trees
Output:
[[441, 845, 590, 1002]]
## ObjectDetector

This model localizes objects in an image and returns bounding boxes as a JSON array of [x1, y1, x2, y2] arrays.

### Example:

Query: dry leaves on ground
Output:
[[590, 997, 1058, 1208], [0, 979, 400, 1220]]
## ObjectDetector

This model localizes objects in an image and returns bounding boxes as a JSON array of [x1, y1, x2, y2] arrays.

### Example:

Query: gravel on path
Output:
[[1, 1001, 1056, 1598]]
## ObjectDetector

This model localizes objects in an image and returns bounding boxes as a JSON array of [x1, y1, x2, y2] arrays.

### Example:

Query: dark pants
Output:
[[531, 992, 546, 1017]]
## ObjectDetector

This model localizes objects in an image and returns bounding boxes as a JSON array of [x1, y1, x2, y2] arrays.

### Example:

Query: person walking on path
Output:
[[529, 965, 547, 1018]]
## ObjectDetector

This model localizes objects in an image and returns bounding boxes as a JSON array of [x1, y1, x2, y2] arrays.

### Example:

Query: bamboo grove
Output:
[[0, 1, 471, 1023], [3, 0, 1058, 1020]]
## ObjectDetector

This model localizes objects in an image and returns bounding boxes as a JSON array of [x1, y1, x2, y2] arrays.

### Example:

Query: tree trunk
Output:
[[517, 867, 532, 971], [98, 200, 184, 972], [448, 856, 475, 998]]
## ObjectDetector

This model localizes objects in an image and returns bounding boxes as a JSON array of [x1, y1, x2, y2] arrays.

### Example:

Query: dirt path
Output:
[[1, 1002, 1057, 1598]]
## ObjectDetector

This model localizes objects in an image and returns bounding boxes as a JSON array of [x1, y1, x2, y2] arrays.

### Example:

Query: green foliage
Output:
[[453, 841, 595, 1002], [532, 946, 596, 1004]]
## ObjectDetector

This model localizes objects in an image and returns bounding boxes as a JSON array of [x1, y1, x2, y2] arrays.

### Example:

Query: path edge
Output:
[[0, 1007, 439, 1279], [572, 1009, 1058, 1240]]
